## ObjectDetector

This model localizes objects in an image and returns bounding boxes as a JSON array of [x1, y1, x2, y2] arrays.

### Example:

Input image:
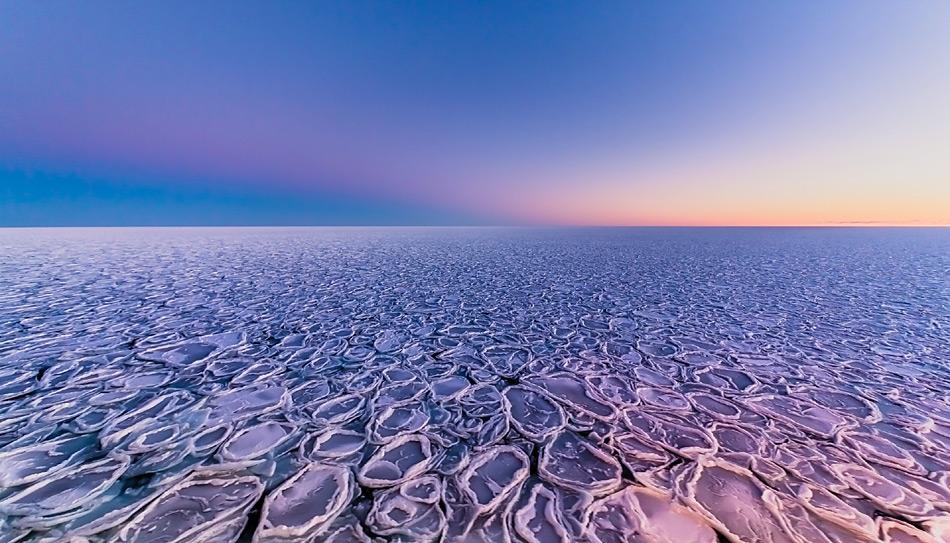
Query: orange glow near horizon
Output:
[[512, 183, 950, 227], [490, 103, 950, 227]]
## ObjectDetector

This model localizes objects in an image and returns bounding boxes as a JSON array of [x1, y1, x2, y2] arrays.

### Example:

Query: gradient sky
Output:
[[2, 1, 949, 226]]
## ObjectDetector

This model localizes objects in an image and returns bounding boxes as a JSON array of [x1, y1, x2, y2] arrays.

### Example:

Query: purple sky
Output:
[[2, 1, 949, 225]]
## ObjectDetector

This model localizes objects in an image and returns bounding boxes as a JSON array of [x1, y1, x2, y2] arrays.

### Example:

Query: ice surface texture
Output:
[[0, 226, 948, 543]]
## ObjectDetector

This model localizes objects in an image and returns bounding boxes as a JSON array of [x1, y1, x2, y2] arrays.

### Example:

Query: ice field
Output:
[[0, 227, 948, 542]]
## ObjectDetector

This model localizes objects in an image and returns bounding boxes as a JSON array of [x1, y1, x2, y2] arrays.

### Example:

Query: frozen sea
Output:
[[0, 227, 948, 543]]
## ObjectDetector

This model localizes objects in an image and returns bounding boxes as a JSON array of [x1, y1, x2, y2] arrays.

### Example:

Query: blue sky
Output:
[[2, 1, 948, 225]]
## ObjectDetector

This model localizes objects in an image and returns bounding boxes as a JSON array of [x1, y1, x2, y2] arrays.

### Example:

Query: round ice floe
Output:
[[207, 384, 288, 421], [874, 464, 950, 512], [373, 381, 428, 409], [114, 371, 173, 390], [623, 409, 717, 458], [613, 432, 671, 464], [639, 363, 681, 384], [460, 445, 530, 514], [637, 386, 691, 411], [533, 374, 617, 421], [219, 421, 294, 461], [290, 380, 332, 406], [539, 431, 620, 496], [502, 385, 566, 442], [675, 458, 796, 543], [302, 429, 367, 459], [320, 521, 374, 543], [87, 389, 140, 407], [832, 463, 934, 518], [370, 402, 430, 443], [358, 434, 433, 488], [125, 424, 180, 454], [232, 360, 284, 386], [808, 388, 880, 422], [32, 400, 91, 425], [140, 341, 217, 368], [206, 357, 255, 379], [460, 384, 504, 417], [586, 485, 716, 543], [745, 395, 853, 439], [343, 344, 375, 362], [513, 483, 570, 543], [66, 407, 118, 433], [711, 422, 763, 454], [0, 454, 129, 517], [585, 374, 638, 406], [368, 482, 446, 541], [430, 375, 470, 401], [126, 443, 192, 478], [791, 481, 877, 537], [837, 429, 921, 471], [879, 518, 941, 543], [311, 393, 366, 425], [189, 423, 232, 455], [400, 475, 442, 504], [382, 366, 415, 383], [433, 442, 470, 476], [0, 369, 37, 401], [0, 433, 97, 487], [698, 367, 757, 392], [374, 330, 410, 353], [345, 370, 382, 394], [474, 414, 510, 448], [99, 390, 195, 448], [689, 392, 744, 421], [481, 345, 531, 377], [254, 462, 354, 542], [116, 471, 262, 543], [762, 490, 864, 543]]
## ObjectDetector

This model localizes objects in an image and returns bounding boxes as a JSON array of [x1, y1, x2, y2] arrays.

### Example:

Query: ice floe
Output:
[[254, 462, 353, 542], [0, 227, 948, 542]]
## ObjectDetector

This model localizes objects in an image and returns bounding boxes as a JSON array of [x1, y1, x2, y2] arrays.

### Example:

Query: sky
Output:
[[2, 1, 949, 226]]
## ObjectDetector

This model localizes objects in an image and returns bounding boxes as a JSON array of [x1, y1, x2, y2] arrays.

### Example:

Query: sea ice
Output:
[[0, 227, 947, 542]]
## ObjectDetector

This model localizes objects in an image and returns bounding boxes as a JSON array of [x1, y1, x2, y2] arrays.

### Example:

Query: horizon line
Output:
[[0, 224, 947, 230]]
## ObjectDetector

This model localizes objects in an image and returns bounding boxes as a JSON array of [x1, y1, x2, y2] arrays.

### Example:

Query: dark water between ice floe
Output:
[[0, 227, 948, 543]]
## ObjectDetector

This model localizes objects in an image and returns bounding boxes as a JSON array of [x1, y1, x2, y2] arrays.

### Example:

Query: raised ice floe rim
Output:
[[116, 471, 263, 543], [357, 433, 433, 488], [512, 482, 571, 543], [501, 385, 567, 442], [525, 372, 619, 422], [217, 420, 297, 462], [459, 444, 531, 513], [300, 428, 368, 460], [538, 431, 622, 496], [369, 402, 431, 444], [253, 462, 354, 541], [583, 484, 717, 543], [0, 453, 131, 517]]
